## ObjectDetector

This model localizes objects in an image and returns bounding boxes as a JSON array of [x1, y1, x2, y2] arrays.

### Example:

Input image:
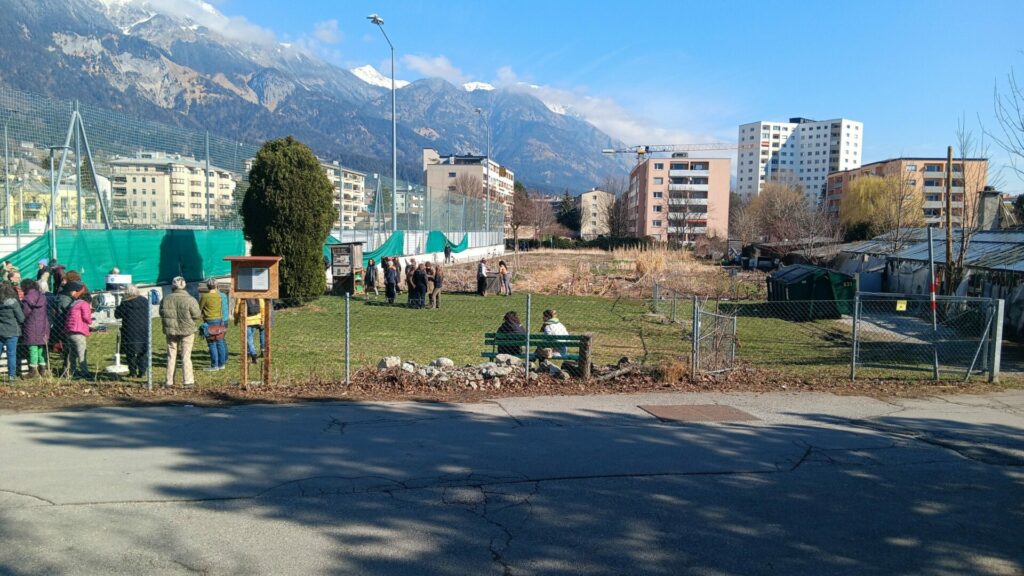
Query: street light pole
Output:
[[368, 14, 398, 233], [475, 108, 491, 234]]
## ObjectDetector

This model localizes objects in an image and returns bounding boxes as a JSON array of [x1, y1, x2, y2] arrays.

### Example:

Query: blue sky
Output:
[[211, 0, 1024, 192]]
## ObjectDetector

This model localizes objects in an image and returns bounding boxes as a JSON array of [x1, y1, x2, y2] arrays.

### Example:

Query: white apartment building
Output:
[[736, 117, 863, 202], [320, 160, 367, 230], [109, 153, 236, 225]]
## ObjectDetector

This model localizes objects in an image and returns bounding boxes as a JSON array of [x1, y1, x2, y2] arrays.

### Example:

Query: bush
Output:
[[242, 137, 335, 305]]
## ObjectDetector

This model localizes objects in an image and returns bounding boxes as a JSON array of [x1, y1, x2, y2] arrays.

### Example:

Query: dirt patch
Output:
[[0, 367, 1017, 413]]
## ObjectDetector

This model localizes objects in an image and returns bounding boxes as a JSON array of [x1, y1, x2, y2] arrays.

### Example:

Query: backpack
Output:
[[245, 298, 260, 317]]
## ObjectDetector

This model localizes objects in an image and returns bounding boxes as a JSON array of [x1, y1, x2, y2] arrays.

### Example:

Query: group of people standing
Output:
[[0, 259, 98, 381], [155, 276, 269, 388], [367, 257, 445, 309]]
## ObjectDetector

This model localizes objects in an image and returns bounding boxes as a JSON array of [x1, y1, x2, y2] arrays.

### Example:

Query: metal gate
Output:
[[692, 298, 738, 375], [851, 292, 1003, 381]]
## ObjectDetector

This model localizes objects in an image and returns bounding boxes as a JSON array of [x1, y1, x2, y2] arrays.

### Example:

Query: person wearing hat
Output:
[[36, 259, 50, 293], [476, 258, 489, 296], [160, 276, 201, 387], [199, 278, 228, 371]]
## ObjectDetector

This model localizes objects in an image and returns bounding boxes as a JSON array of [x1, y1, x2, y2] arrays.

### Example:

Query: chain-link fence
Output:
[[0, 261, 1006, 387], [0, 85, 505, 236], [852, 292, 1002, 381]]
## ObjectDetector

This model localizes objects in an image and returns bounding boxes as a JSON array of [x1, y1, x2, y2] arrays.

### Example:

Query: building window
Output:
[[653, 206, 662, 212], [653, 177, 663, 185], [906, 164, 917, 172], [448, 172, 456, 178], [654, 163, 664, 170], [652, 220, 662, 227], [653, 192, 663, 198]]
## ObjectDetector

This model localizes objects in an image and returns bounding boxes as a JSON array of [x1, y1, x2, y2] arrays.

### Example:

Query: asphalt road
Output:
[[1, 391, 1022, 575]]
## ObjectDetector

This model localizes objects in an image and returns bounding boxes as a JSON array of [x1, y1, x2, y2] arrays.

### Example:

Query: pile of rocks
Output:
[[376, 354, 571, 389]]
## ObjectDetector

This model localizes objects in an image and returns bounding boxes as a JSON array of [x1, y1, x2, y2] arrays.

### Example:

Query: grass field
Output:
[[29, 291, 1002, 388], [51, 293, 691, 387]]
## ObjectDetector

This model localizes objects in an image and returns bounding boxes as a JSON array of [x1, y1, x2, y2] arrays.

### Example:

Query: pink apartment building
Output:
[[624, 155, 730, 243]]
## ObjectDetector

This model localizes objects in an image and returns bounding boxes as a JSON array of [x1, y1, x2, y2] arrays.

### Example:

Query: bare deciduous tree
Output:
[[946, 118, 998, 292], [991, 66, 1024, 180], [600, 175, 631, 238], [742, 182, 842, 253]]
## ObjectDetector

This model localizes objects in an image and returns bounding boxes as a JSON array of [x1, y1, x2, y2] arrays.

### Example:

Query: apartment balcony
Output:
[[113, 187, 127, 196], [667, 226, 707, 235], [669, 169, 709, 178], [667, 212, 707, 220], [923, 185, 965, 194], [922, 170, 946, 179], [668, 183, 708, 192], [667, 197, 708, 206]]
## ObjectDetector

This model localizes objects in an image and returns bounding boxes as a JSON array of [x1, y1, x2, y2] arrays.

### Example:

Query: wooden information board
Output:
[[224, 256, 282, 387]]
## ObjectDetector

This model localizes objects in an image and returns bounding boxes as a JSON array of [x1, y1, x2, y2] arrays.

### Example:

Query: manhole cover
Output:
[[639, 404, 759, 423]]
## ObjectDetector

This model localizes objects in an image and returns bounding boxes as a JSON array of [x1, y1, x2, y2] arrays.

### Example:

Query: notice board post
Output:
[[225, 256, 281, 387]]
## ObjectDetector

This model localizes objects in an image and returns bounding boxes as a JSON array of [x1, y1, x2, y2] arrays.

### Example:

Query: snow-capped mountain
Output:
[[0, 0, 628, 191], [350, 65, 410, 90], [462, 82, 495, 92]]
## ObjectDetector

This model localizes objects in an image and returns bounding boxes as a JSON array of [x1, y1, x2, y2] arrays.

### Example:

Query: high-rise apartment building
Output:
[[574, 188, 615, 239], [737, 117, 863, 202], [320, 160, 367, 230], [623, 155, 730, 243], [109, 153, 236, 225], [825, 157, 988, 227]]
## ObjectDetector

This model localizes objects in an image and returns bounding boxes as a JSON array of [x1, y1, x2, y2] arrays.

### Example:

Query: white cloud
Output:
[[401, 54, 469, 85], [312, 19, 340, 44], [142, 0, 277, 44], [494, 66, 714, 147]]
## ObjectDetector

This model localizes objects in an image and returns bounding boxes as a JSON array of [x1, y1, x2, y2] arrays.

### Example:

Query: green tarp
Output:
[[361, 230, 405, 266], [5, 228, 472, 288], [425, 230, 468, 254], [4, 229, 246, 289]]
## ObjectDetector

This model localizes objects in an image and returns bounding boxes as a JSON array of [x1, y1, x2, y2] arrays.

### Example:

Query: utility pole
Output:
[[944, 145, 953, 292]]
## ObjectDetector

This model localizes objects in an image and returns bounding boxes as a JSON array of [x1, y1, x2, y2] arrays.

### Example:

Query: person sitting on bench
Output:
[[538, 309, 569, 359], [496, 311, 526, 355]]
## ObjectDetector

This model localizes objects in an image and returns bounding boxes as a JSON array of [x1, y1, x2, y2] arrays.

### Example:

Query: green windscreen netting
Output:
[[425, 230, 468, 254], [4, 230, 245, 289]]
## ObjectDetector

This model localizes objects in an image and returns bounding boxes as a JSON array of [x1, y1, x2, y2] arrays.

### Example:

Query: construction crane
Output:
[[602, 142, 755, 163]]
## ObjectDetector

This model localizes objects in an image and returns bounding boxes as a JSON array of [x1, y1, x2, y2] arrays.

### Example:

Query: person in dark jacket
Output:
[[115, 284, 151, 378], [0, 283, 26, 381], [411, 263, 428, 308], [20, 279, 49, 378], [365, 259, 379, 298], [384, 261, 399, 305], [496, 311, 526, 356]]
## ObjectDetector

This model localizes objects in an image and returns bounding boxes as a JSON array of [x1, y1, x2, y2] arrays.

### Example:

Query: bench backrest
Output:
[[484, 332, 583, 347]]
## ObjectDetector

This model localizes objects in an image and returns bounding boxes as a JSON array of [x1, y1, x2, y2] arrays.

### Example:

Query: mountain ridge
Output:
[[0, 0, 629, 192]]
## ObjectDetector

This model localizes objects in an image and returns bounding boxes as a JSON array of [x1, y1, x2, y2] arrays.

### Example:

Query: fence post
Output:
[[850, 292, 859, 380], [344, 293, 350, 385], [524, 293, 532, 380], [671, 291, 678, 323], [651, 281, 660, 313], [690, 295, 699, 378], [146, 297, 153, 391], [579, 334, 592, 380], [730, 315, 738, 367], [990, 298, 1004, 384]]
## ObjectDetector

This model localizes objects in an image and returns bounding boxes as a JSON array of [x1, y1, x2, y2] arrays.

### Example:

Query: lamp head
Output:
[[367, 14, 384, 25]]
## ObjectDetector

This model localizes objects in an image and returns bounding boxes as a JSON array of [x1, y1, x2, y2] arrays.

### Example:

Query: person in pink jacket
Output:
[[64, 287, 93, 379]]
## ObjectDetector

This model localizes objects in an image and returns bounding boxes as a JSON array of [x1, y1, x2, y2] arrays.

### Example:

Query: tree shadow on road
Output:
[[2, 400, 1023, 575]]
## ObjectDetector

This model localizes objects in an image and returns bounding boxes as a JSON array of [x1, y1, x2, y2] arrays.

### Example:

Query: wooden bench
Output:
[[482, 333, 593, 379]]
